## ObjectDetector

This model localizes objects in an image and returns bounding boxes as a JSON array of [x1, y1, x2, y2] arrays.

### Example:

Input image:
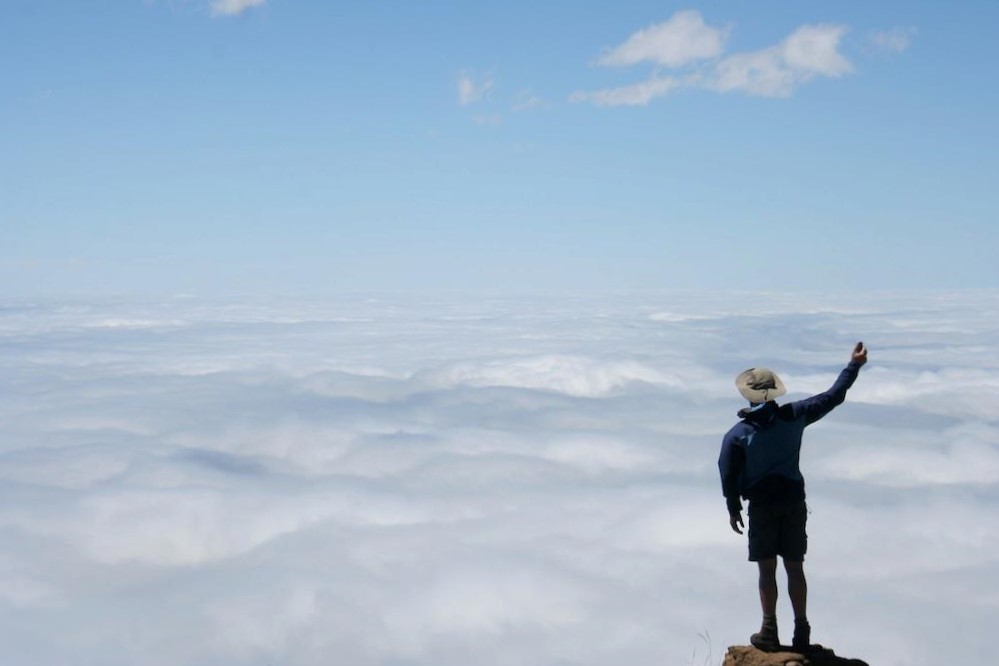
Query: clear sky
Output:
[[3, 0, 997, 295]]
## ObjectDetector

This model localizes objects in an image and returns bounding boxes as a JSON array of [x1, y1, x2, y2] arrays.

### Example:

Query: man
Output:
[[718, 342, 868, 653]]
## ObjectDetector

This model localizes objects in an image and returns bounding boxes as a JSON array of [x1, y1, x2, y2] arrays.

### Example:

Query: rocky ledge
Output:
[[723, 645, 869, 666]]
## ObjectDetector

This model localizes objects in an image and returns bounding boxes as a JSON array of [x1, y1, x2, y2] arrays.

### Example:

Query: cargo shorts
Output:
[[747, 499, 808, 562]]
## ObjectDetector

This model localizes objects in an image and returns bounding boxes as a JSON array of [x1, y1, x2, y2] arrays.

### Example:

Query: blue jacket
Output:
[[718, 361, 863, 514]]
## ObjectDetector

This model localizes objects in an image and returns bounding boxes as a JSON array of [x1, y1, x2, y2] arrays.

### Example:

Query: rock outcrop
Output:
[[723, 645, 869, 666]]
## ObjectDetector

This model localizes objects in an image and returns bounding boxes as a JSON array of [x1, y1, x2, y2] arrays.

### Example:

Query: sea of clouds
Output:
[[1, 290, 996, 666]]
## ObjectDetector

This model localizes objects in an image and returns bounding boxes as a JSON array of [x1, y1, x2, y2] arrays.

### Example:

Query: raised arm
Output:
[[791, 342, 868, 425]]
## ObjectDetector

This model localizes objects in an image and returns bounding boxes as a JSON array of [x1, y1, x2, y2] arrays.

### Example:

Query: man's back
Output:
[[719, 356, 865, 510], [717, 343, 868, 653]]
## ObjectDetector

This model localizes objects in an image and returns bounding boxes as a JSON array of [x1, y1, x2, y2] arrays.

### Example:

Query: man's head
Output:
[[735, 367, 787, 404]]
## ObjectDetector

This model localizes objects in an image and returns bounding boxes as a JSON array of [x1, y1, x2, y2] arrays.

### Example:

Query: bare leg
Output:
[[751, 558, 781, 650], [757, 558, 778, 617], [784, 560, 807, 621]]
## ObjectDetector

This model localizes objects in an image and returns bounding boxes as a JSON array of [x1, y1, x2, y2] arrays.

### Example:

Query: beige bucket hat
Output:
[[735, 367, 787, 403]]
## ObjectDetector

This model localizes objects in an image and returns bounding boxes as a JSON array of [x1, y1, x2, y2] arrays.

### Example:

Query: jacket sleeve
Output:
[[718, 430, 745, 515], [790, 360, 864, 426]]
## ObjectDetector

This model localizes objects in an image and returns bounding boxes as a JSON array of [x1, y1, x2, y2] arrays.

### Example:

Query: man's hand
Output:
[[851, 341, 868, 367], [729, 512, 744, 534]]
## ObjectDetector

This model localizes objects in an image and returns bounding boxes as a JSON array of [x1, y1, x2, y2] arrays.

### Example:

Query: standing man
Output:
[[718, 343, 868, 652]]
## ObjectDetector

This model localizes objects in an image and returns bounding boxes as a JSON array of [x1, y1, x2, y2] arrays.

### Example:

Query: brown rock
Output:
[[723, 645, 869, 666]]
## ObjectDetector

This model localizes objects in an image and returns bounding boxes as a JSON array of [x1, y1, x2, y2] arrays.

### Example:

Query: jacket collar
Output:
[[738, 400, 779, 423]]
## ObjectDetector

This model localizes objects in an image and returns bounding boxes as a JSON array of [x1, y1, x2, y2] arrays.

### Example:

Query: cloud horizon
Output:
[[1, 290, 996, 665]]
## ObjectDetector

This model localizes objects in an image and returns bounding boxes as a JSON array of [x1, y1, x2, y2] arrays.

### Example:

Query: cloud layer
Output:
[[574, 11, 854, 105], [1, 291, 997, 665]]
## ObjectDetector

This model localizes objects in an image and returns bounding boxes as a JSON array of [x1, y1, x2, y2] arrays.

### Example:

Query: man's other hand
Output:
[[730, 512, 744, 534], [851, 341, 868, 366]]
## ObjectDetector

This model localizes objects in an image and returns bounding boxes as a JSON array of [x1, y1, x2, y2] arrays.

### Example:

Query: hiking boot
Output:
[[750, 616, 780, 652], [792, 619, 811, 652]]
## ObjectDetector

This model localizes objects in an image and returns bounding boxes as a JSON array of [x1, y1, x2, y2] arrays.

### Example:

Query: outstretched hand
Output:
[[729, 512, 744, 534], [851, 341, 868, 366]]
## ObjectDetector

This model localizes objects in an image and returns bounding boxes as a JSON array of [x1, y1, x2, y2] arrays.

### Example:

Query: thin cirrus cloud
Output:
[[458, 76, 542, 122], [457, 71, 494, 106], [869, 26, 918, 54], [1, 291, 997, 665], [209, 0, 266, 17], [570, 75, 688, 108], [573, 10, 854, 106], [511, 90, 543, 112]]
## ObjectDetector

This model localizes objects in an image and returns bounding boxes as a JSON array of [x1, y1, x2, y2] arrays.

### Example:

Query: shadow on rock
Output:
[[723, 644, 869, 666]]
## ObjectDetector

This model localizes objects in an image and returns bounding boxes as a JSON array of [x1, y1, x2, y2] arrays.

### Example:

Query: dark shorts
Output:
[[748, 500, 807, 562]]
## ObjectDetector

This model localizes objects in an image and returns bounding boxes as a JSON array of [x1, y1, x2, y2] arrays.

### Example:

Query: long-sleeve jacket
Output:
[[718, 361, 863, 515]]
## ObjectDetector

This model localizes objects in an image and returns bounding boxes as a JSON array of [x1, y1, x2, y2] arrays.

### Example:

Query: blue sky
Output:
[[3, 0, 997, 295]]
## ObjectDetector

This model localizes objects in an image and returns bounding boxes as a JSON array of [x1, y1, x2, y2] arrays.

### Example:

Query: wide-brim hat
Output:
[[735, 367, 787, 403]]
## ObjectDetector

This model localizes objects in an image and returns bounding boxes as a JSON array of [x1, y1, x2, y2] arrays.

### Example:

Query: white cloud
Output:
[[573, 13, 853, 105], [713, 24, 852, 97], [710, 47, 796, 97], [418, 354, 681, 397], [870, 26, 917, 54], [1, 291, 998, 665], [569, 75, 685, 107], [814, 435, 999, 487], [457, 71, 493, 106], [209, 0, 266, 17], [596, 9, 729, 67], [782, 24, 853, 76], [512, 90, 543, 112]]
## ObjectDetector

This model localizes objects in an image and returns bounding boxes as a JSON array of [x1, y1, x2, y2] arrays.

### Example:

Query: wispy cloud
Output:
[[512, 90, 544, 112], [595, 9, 729, 68], [712, 24, 852, 98], [869, 26, 917, 54], [458, 73, 537, 124], [573, 10, 854, 106], [570, 75, 687, 107], [457, 71, 494, 106], [209, 0, 266, 17]]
